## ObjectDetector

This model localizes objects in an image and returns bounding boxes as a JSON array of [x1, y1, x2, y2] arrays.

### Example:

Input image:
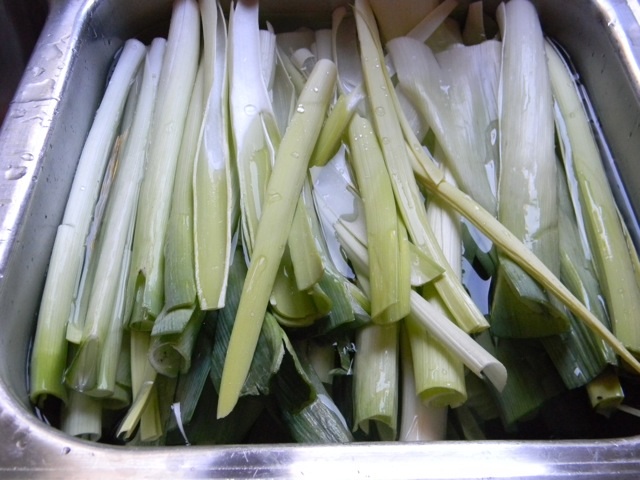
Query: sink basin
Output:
[[1, 0, 640, 477]]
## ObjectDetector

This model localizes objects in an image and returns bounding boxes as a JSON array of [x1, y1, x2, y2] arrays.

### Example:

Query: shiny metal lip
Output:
[[2, 0, 640, 478]]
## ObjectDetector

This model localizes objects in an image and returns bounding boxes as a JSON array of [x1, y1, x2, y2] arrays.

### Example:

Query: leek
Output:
[[408, 159, 466, 408], [490, 0, 567, 338], [61, 390, 102, 442], [30, 39, 145, 405], [127, 0, 200, 330], [546, 39, 640, 355], [64, 38, 166, 395], [353, 322, 399, 440], [218, 58, 337, 418], [348, 113, 410, 323], [388, 36, 500, 216], [153, 62, 203, 338], [355, 0, 489, 335], [194, 0, 236, 310], [399, 325, 447, 441]]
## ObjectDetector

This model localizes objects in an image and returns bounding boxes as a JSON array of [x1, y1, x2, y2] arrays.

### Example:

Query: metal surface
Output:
[[1, 0, 640, 478]]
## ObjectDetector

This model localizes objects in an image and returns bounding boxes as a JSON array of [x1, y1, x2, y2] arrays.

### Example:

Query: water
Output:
[[4, 166, 27, 181]]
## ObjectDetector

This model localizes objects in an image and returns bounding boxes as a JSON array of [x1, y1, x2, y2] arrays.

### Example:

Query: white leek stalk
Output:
[[29, 39, 145, 405], [64, 39, 165, 395]]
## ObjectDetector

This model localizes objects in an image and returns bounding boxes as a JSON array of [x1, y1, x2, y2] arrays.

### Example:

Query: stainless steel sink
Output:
[[1, 0, 640, 477]]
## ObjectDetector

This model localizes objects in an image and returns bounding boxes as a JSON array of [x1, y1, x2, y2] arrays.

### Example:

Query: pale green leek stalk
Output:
[[127, 0, 200, 331], [194, 2, 236, 310], [64, 39, 166, 396], [399, 324, 447, 441], [29, 39, 146, 405], [355, 0, 489, 335], [153, 63, 203, 340], [232, 13, 325, 326], [353, 322, 399, 440], [334, 220, 506, 391], [102, 330, 132, 410], [150, 310, 205, 377], [388, 36, 500, 216], [542, 163, 616, 389], [118, 330, 161, 442], [217, 58, 337, 418], [408, 158, 466, 408], [546, 39, 640, 355], [348, 114, 410, 323], [61, 390, 102, 441], [490, 0, 568, 338], [66, 88, 138, 345], [306, 9, 365, 168], [232, 18, 327, 327], [409, 165, 640, 373]]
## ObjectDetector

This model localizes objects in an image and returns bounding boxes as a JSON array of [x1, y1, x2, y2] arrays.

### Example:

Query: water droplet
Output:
[[313, 87, 319, 93], [20, 153, 34, 162], [31, 66, 45, 77], [381, 137, 391, 145], [375, 107, 385, 117], [11, 108, 26, 119], [291, 152, 301, 159], [268, 192, 282, 203], [296, 104, 305, 113], [19, 78, 56, 102], [244, 104, 257, 115], [490, 128, 497, 146], [62, 446, 71, 455], [5, 166, 27, 180]]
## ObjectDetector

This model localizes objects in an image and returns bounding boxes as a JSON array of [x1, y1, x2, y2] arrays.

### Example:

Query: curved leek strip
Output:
[[217, 59, 337, 418], [127, 0, 200, 330], [29, 39, 146, 405], [410, 290, 507, 392], [546, 40, 640, 356]]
